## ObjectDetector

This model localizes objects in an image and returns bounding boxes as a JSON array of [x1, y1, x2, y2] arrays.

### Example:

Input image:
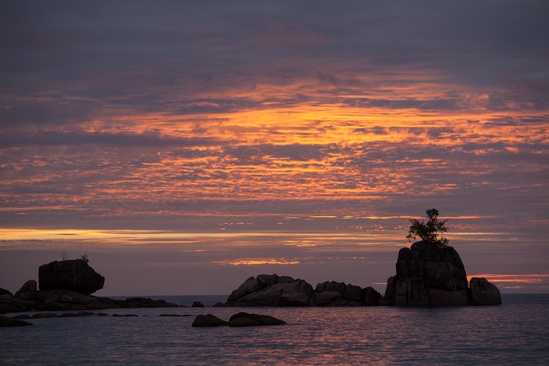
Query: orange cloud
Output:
[[468, 274, 549, 285], [216, 258, 300, 266]]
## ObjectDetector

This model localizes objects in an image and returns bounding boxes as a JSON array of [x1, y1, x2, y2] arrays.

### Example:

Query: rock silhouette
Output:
[[226, 274, 315, 306], [225, 274, 382, 307], [383, 241, 502, 306], [470, 277, 502, 305], [0, 288, 179, 313], [192, 312, 286, 327], [39, 259, 105, 295], [14, 279, 37, 297], [228, 312, 286, 326], [192, 314, 228, 327]]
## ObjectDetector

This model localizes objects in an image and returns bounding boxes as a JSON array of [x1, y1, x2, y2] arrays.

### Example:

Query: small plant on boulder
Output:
[[406, 208, 449, 248]]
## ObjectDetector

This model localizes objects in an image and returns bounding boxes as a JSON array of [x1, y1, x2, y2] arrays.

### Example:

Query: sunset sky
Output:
[[1, 1, 548, 296]]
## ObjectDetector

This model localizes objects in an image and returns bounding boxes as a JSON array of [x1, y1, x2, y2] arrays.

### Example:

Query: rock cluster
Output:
[[0, 289, 179, 313], [225, 274, 382, 307], [192, 312, 286, 327], [224, 242, 501, 308], [383, 241, 502, 306], [226, 274, 315, 306]]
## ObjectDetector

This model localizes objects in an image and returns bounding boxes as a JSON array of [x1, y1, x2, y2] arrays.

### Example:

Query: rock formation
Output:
[[225, 274, 382, 307], [39, 259, 105, 295], [14, 279, 37, 297], [470, 277, 502, 305], [383, 241, 502, 306], [226, 274, 315, 306]]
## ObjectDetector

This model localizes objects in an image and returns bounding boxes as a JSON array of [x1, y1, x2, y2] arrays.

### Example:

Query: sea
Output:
[[1, 294, 548, 365]]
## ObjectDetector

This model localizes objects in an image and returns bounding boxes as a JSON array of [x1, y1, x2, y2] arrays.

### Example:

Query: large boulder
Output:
[[39, 259, 105, 295], [470, 277, 502, 305], [14, 280, 37, 297], [384, 241, 501, 306], [226, 274, 314, 306], [192, 314, 228, 327]]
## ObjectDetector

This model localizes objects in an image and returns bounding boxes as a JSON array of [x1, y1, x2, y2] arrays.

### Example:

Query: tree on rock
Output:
[[406, 208, 449, 248]]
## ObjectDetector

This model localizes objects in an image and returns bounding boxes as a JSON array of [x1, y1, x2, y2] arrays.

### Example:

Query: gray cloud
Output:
[[0, 131, 223, 148]]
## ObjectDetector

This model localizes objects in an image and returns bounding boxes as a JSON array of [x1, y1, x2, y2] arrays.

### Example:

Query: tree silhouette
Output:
[[406, 208, 449, 248]]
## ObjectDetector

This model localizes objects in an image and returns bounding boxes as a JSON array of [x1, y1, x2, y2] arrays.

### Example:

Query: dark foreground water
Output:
[[1, 294, 548, 365]]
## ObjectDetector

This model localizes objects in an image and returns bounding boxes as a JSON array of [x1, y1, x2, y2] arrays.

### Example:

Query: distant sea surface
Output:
[[2, 294, 548, 365]]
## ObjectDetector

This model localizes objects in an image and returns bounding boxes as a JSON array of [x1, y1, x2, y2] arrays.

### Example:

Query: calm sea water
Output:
[[1, 294, 548, 365]]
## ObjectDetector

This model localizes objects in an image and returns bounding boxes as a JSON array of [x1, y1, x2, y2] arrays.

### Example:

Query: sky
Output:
[[1, 1, 548, 296]]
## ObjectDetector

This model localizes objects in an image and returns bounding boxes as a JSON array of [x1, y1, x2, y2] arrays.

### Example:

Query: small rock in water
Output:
[[0, 315, 32, 327], [191, 301, 205, 308], [192, 314, 228, 327], [228, 312, 286, 327]]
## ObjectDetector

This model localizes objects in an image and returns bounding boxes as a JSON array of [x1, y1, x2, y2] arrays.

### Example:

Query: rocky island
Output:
[[0, 258, 179, 315], [225, 209, 501, 307], [0, 210, 501, 322], [224, 241, 501, 307]]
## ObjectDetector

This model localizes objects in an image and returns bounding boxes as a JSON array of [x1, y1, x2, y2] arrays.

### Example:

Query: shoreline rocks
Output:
[[0, 289, 180, 314]]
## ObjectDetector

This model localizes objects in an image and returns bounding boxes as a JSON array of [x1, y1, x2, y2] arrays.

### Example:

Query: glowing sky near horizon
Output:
[[1, 1, 548, 295]]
